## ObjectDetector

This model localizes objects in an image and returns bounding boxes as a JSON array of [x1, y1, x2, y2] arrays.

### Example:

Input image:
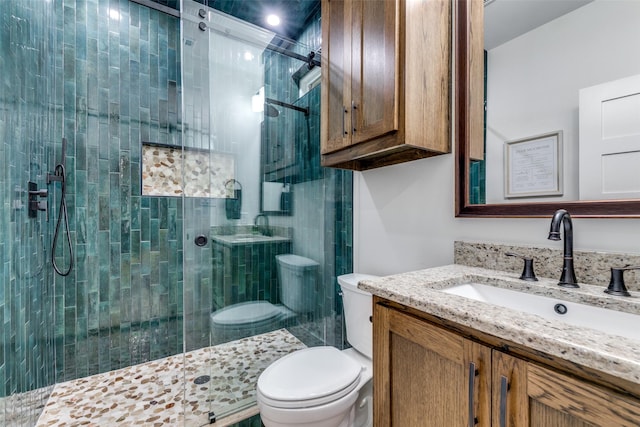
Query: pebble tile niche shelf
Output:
[[142, 143, 234, 198]]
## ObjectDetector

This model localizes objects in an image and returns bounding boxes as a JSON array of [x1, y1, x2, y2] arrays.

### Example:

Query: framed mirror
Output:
[[455, 0, 640, 218]]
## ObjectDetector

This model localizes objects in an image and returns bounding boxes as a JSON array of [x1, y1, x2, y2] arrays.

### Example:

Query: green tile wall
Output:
[[0, 0, 58, 417], [1, 0, 185, 398], [50, 0, 184, 383]]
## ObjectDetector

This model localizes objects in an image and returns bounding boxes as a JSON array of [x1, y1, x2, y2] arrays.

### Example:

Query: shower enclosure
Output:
[[180, 1, 352, 420], [1, 0, 352, 425]]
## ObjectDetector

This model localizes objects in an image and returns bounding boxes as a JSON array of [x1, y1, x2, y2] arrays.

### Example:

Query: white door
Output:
[[579, 74, 640, 200]]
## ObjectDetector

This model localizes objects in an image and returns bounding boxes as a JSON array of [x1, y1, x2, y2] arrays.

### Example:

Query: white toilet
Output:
[[210, 254, 319, 344], [256, 273, 379, 427]]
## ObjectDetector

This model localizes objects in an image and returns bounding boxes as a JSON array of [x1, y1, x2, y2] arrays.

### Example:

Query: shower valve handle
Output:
[[29, 200, 48, 221], [28, 182, 49, 220], [28, 188, 48, 198]]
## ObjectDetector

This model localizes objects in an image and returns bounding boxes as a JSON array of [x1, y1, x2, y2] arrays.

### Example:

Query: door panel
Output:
[[579, 74, 640, 200]]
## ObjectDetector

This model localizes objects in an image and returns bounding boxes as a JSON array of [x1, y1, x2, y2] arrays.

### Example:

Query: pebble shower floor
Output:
[[33, 330, 304, 426]]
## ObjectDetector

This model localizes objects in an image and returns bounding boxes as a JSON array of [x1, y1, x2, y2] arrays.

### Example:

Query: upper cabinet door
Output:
[[321, 0, 452, 171], [321, 0, 350, 154], [322, 0, 397, 153], [351, 0, 398, 144]]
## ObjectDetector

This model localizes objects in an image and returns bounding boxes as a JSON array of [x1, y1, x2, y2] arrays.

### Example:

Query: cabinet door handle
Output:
[[351, 101, 357, 133], [468, 362, 478, 427], [499, 375, 509, 427], [343, 106, 348, 136]]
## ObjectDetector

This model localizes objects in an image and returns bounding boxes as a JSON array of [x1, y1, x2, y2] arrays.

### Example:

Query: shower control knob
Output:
[[199, 22, 207, 32], [198, 8, 207, 19], [194, 235, 208, 247]]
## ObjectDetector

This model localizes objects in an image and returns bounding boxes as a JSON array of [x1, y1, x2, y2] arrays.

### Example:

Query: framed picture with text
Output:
[[504, 131, 563, 198]]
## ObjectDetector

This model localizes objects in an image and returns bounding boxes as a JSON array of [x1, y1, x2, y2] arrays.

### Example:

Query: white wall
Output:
[[353, 0, 640, 277], [485, 0, 640, 203], [354, 154, 640, 277]]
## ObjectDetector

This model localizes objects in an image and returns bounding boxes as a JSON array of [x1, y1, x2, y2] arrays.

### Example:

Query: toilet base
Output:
[[257, 348, 373, 427], [258, 378, 372, 427], [257, 385, 359, 427]]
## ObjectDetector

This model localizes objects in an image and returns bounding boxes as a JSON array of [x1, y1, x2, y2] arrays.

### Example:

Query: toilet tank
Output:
[[276, 254, 319, 313], [338, 273, 379, 359]]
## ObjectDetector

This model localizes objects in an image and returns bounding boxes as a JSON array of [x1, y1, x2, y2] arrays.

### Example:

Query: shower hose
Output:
[[52, 163, 74, 276]]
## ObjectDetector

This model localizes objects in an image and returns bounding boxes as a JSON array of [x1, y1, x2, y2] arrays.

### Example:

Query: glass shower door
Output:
[[181, 2, 290, 423], [180, 1, 343, 424]]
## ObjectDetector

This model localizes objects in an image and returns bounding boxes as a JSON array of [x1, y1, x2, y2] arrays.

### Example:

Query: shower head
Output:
[[264, 104, 280, 118]]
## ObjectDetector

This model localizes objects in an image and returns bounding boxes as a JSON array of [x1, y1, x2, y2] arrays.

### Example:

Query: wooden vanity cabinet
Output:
[[320, 0, 451, 171], [373, 300, 640, 427], [494, 352, 640, 427]]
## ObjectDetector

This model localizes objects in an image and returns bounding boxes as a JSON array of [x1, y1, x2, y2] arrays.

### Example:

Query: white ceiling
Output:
[[484, 0, 594, 50]]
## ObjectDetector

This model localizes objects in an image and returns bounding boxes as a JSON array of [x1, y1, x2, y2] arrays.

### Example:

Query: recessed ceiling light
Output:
[[266, 14, 281, 27]]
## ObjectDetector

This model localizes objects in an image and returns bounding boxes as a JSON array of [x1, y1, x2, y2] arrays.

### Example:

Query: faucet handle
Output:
[[605, 265, 639, 297], [505, 252, 538, 282]]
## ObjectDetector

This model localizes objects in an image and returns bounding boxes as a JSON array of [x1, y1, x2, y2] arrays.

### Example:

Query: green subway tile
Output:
[[120, 287, 131, 325], [140, 241, 150, 275], [98, 301, 110, 330], [98, 231, 109, 303], [130, 230, 141, 264], [64, 307, 76, 339], [110, 243, 120, 279], [76, 281, 87, 319], [98, 194, 109, 231], [140, 208, 150, 241], [130, 196, 141, 230], [150, 252, 160, 285], [109, 274, 121, 310], [75, 242, 87, 281]]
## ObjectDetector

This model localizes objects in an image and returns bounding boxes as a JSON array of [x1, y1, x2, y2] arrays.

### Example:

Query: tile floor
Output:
[[35, 329, 305, 426]]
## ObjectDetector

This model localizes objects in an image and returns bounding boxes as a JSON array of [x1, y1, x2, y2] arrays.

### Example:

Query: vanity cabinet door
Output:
[[494, 351, 640, 427], [373, 303, 491, 427]]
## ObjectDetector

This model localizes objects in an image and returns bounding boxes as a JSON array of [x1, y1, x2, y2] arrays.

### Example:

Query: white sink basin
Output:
[[443, 283, 640, 341]]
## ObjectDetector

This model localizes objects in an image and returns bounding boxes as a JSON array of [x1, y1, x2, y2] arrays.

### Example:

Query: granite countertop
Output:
[[359, 264, 640, 386]]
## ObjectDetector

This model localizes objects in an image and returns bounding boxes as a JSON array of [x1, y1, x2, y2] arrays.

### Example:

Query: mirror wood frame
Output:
[[454, 0, 640, 218]]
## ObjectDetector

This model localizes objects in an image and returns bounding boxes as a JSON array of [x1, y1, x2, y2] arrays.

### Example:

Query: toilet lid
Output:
[[211, 301, 279, 326], [257, 346, 362, 409]]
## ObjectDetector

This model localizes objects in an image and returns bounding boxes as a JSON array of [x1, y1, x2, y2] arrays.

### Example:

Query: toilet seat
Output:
[[211, 301, 285, 326], [257, 346, 363, 409]]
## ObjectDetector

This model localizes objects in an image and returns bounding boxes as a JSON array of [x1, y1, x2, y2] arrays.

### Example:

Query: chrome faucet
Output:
[[548, 209, 579, 288], [254, 213, 270, 236]]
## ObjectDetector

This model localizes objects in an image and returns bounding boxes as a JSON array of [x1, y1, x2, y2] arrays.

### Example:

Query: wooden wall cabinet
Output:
[[320, 0, 451, 171], [374, 301, 640, 426]]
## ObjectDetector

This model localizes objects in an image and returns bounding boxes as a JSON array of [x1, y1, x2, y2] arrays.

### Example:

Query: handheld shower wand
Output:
[[48, 137, 73, 276]]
